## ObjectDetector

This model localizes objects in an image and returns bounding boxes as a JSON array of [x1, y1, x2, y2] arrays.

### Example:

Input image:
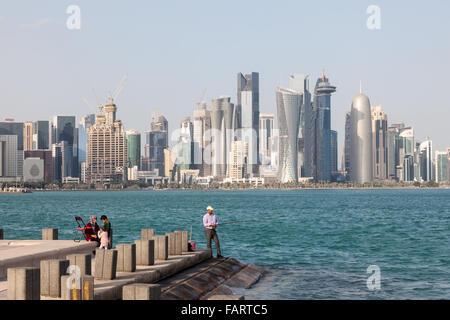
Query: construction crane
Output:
[[107, 75, 128, 105], [196, 88, 207, 108]]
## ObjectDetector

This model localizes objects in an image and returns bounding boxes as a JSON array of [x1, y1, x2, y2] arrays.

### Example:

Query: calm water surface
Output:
[[1, 189, 449, 299]]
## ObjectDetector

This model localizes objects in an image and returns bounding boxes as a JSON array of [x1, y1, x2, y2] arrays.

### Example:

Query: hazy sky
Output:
[[1, 1, 449, 165]]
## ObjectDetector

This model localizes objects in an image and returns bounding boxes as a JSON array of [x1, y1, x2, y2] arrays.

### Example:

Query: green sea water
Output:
[[0, 189, 449, 299]]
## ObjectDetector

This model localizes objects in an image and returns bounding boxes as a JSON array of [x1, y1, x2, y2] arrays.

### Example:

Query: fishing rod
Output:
[[214, 217, 289, 226]]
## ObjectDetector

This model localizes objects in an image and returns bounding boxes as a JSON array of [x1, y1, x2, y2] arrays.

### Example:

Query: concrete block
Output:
[[122, 283, 161, 300], [208, 295, 245, 300], [94, 249, 118, 280], [40, 259, 69, 298], [61, 275, 94, 300], [166, 232, 175, 256], [42, 228, 58, 240], [141, 229, 155, 240], [134, 240, 154, 266], [0, 228, 3, 240], [180, 230, 189, 252], [67, 254, 92, 275], [117, 244, 136, 272], [7, 267, 40, 300], [152, 235, 168, 260], [174, 231, 183, 255]]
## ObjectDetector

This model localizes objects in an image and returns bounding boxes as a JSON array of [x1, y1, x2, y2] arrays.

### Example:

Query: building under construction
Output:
[[86, 103, 127, 184]]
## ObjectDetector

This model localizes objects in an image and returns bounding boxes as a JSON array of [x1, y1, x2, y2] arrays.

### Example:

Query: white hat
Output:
[[206, 206, 214, 211]]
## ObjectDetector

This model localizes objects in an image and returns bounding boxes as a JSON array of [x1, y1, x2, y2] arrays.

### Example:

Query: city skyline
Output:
[[0, 1, 449, 161]]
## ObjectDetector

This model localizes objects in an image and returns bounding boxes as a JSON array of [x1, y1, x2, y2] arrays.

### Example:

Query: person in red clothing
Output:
[[85, 215, 100, 245]]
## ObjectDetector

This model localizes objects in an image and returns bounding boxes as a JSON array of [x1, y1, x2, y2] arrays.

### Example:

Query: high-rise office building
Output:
[[419, 138, 433, 182], [276, 87, 302, 183], [32, 121, 50, 150], [228, 140, 248, 180], [52, 141, 73, 182], [193, 102, 212, 177], [349, 87, 373, 183], [126, 130, 141, 169], [143, 113, 169, 176], [330, 130, 338, 173], [86, 103, 127, 184], [238, 72, 260, 176], [0, 135, 18, 179], [403, 154, 415, 181], [289, 74, 312, 178], [343, 112, 351, 175], [0, 120, 24, 178], [23, 122, 33, 151], [51, 116, 78, 178], [313, 72, 336, 182], [177, 117, 194, 170], [371, 106, 388, 180], [211, 97, 235, 179], [387, 126, 400, 180], [259, 114, 274, 165], [435, 151, 448, 182], [78, 114, 95, 170]]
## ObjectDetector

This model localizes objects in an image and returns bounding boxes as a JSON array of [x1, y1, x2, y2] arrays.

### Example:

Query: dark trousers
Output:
[[205, 228, 221, 256]]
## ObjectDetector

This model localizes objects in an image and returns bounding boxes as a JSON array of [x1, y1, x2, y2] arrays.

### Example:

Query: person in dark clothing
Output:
[[101, 215, 113, 249], [85, 215, 100, 246]]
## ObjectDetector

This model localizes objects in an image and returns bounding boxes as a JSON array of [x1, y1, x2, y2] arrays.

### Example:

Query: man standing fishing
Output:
[[203, 206, 223, 259]]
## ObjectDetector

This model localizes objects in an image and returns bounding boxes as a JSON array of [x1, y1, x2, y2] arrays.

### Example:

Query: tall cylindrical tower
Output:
[[350, 92, 373, 183]]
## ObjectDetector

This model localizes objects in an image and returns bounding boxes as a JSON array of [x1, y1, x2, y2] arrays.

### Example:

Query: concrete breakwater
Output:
[[0, 228, 265, 300]]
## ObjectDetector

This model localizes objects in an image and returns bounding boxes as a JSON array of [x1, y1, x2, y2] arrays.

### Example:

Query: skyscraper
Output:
[[87, 103, 127, 184], [0, 135, 18, 179], [23, 122, 33, 151], [78, 114, 95, 170], [435, 151, 448, 182], [51, 116, 78, 178], [387, 126, 400, 180], [371, 106, 388, 180], [0, 120, 24, 178], [343, 112, 351, 175], [419, 138, 432, 182], [330, 130, 338, 173], [193, 102, 212, 177], [143, 113, 169, 175], [349, 87, 373, 184], [228, 140, 248, 180], [259, 113, 274, 165], [177, 117, 194, 170], [276, 87, 302, 183], [32, 120, 50, 150], [238, 72, 260, 176], [126, 130, 141, 169], [211, 97, 235, 179], [289, 74, 312, 178], [313, 71, 336, 182]]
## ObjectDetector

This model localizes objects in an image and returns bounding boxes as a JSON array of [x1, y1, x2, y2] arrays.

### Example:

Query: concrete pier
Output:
[[7, 267, 40, 300], [61, 274, 94, 300], [94, 249, 118, 280], [0, 240, 97, 281], [134, 240, 154, 266], [40, 259, 69, 298], [117, 244, 136, 273], [42, 229, 58, 240], [152, 235, 168, 260], [141, 229, 155, 240], [122, 283, 161, 300], [174, 231, 182, 256], [67, 254, 92, 276]]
